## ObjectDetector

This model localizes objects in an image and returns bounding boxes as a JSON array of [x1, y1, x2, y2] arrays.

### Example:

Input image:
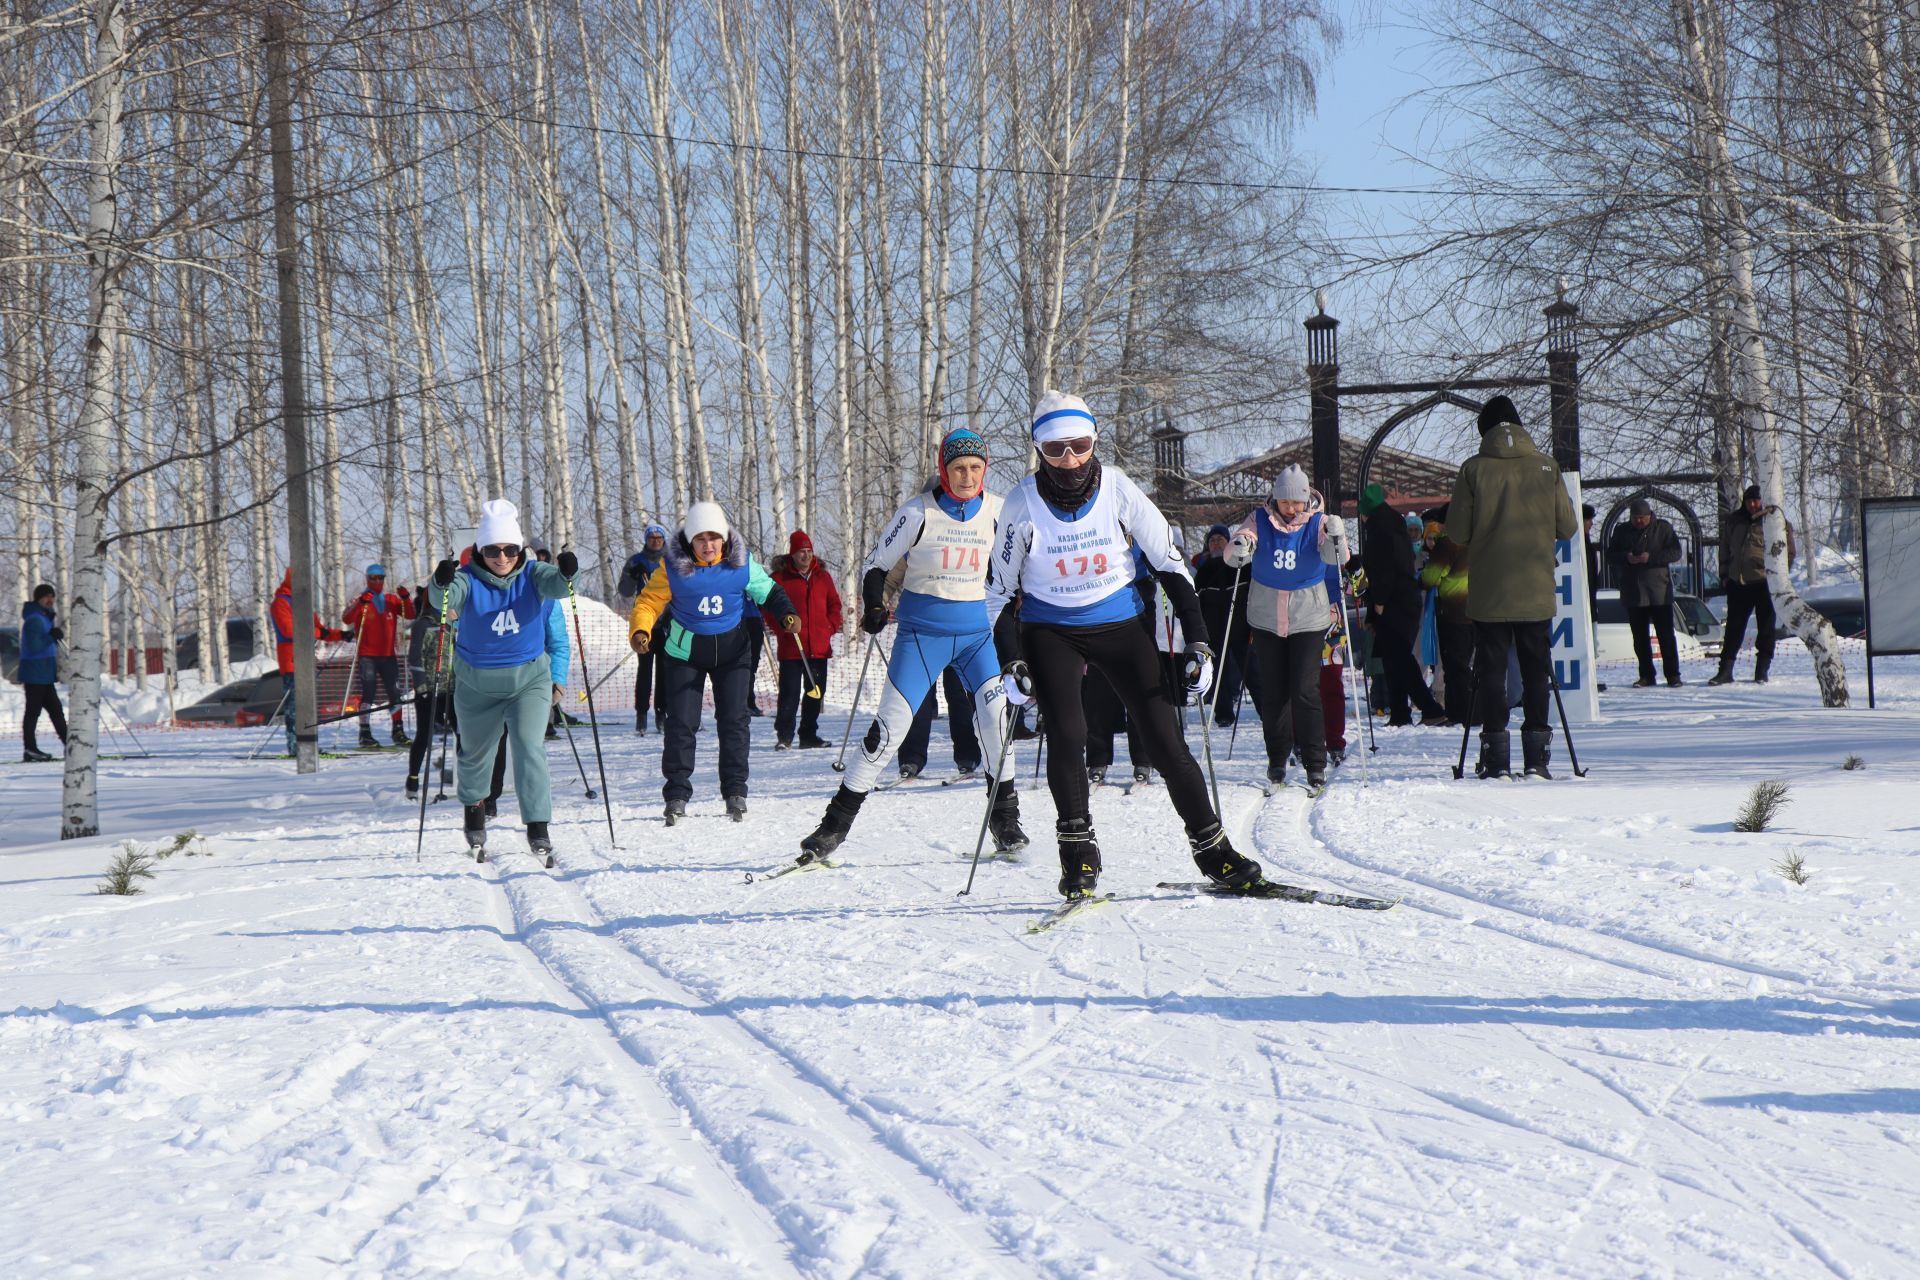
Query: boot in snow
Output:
[[392, 724, 411, 747], [463, 802, 488, 862], [1056, 818, 1102, 898], [483, 798, 498, 819], [527, 821, 554, 868], [726, 794, 749, 823], [664, 798, 687, 827], [1706, 667, 1734, 686], [1087, 766, 1106, 786], [987, 780, 1028, 853], [405, 774, 420, 799], [799, 786, 865, 863], [22, 747, 54, 763], [358, 725, 378, 749], [1190, 822, 1262, 889], [1475, 729, 1512, 780], [1522, 729, 1553, 779]]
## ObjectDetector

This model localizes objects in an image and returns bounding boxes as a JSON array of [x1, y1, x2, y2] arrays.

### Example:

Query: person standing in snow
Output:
[[18, 584, 66, 762], [1319, 565, 1350, 767], [343, 564, 417, 747], [619, 522, 670, 733], [768, 530, 842, 749], [269, 569, 347, 757], [985, 390, 1261, 900], [485, 594, 571, 815], [797, 427, 1027, 862], [404, 584, 454, 798], [1357, 484, 1450, 726], [1607, 497, 1684, 688], [1710, 483, 1793, 686], [1418, 506, 1475, 725], [627, 501, 799, 825], [1223, 464, 1350, 790], [1445, 395, 1578, 779], [431, 499, 579, 859]]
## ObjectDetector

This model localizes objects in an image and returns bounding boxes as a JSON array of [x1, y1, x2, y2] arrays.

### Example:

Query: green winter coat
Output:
[[1445, 422, 1577, 623]]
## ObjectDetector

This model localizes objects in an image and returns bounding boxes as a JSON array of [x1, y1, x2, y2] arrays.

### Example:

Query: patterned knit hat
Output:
[[940, 427, 989, 468]]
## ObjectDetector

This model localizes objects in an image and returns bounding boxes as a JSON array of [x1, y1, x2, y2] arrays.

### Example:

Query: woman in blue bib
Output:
[[627, 501, 799, 825], [1224, 465, 1350, 789], [429, 499, 579, 861]]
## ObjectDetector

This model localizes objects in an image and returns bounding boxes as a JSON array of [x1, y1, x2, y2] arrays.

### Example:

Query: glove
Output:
[[434, 559, 457, 587], [1182, 643, 1216, 705], [557, 550, 578, 579], [631, 628, 651, 655], [48, 626, 64, 641], [1226, 532, 1255, 567], [861, 604, 889, 635], [782, 614, 803, 636], [1001, 661, 1033, 707]]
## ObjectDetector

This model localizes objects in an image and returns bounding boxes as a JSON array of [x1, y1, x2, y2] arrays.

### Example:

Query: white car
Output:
[[1591, 588, 1707, 665]]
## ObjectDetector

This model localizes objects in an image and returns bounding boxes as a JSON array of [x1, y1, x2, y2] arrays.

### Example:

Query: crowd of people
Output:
[[15, 390, 1800, 900]]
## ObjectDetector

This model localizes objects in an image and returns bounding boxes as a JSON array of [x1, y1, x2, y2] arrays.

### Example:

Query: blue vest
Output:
[[455, 564, 547, 667], [665, 557, 751, 635], [1251, 513, 1326, 591]]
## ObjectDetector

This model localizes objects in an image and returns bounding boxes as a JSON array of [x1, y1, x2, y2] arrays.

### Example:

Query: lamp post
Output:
[[1545, 280, 1581, 475], [1306, 289, 1342, 505]]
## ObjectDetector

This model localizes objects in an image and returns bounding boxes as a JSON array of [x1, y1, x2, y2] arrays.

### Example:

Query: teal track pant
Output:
[[453, 655, 553, 823]]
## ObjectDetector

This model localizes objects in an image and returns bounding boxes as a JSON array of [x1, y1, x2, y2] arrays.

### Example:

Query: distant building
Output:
[[1151, 420, 1461, 528]]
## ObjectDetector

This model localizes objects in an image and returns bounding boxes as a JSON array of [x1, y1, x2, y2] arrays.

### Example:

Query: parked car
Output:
[[1591, 589, 1706, 665], [171, 653, 384, 726], [1673, 592, 1724, 656], [174, 617, 259, 671]]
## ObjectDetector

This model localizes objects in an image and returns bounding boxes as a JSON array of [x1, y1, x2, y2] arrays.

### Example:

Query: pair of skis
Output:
[[1026, 880, 1398, 933]]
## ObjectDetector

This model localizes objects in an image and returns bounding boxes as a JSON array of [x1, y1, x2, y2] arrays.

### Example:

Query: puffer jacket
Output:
[[766, 555, 842, 661], [1446, 421, 1577, 622], [1721, 505, 1795, 587], [1225, 501, 1349, 638], [19, 600, 58, 684], [1418, 537, 1471, 626]]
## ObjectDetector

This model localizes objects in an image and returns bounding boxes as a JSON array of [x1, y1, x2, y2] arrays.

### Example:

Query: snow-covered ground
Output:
[[3, 647, 1917, 1278]]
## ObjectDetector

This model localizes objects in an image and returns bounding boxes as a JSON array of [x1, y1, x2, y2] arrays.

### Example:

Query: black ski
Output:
[[1155, 880, 1398, 911]]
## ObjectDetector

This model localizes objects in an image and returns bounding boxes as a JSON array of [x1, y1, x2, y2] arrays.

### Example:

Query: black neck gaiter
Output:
[[1035, 454, 1102, 511]]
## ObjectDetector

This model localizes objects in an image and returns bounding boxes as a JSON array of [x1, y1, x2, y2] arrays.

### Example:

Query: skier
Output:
[[342, 564, 416, 747], [404, 585, 453, 798], [18, 584, 66, 762], [985, 389, 1260, 899], [269, 569, 346, 757], [486, 592, 571, 815], [798, 427, 1026, 861], [429, 499, 579, 860], [768, 529, 842, 749], [1224, 464, 1350, 790], [618, 522, 670, 732], [627, 500, 799, 824]]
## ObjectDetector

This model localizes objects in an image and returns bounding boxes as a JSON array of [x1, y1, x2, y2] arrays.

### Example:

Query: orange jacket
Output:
[[342, 589, 416, 657], [271, 574, 345, 674]]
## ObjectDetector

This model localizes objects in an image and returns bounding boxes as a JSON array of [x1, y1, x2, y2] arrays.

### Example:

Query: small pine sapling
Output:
[[153, 830, 197, 861], [1732, 779, 1791, 833], [96, 843, 158, 896], [1773, 850, 1811, 885], [1842, 754, 1865, 771]]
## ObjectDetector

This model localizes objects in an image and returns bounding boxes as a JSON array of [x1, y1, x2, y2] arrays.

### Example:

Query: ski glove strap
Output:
[[1182, 643, 1216, 705], [1002, 660, 1034, 707]]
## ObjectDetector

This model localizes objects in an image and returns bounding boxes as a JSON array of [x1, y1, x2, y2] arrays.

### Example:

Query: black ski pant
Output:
[[899, 665, 981, 772], [406, 689, 455, 779], [23, 682, 66, 753], [775, 656, 829, 743], [1023, 618, 1215, 837], [1437, 620, 1476, 723], [659, 628, 754, 803], [1249, 627, 1326, 778], [1474, 620, 1551, 735], [1210, 610, 1259, 727], [1377, 620, 1445, 722], [356, 656, 405, 729], [1627, 601, 1680, 683], [1082, 664, 1143, 772], [1717, 580, 1776, 677]]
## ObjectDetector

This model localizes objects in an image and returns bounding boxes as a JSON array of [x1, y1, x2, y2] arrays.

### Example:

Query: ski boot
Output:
[[527, 822, 554, 868], [1522, 729, 1553, 780], [1056, 818, 1102, 898], [1328, 747, 1346, 768], [392, 724, 410, 747], [1132, 767, 1151, 786], [798, 735, 831, 750], [463, 802, 488, 862], [799, 786, 865, 863], [664, 798, 687, 827], [1306, 767, 1328, 790], [1266, 765, 1286, 794], [483, 798, 498, 819], [358, 725, 379, 749], [1190, 822, 1262, 889], [1475, 729, 1512, 780], [405, 774, 420, 799], [987, 781, 1028, 853], [22, 747, 54, 763], [1753, 666, 1770, 684], [635, 711, 648, 735], [898, 762, 923, 781], [776, 737, 794, 751], [726, 794, 749, 823], [1087, 766, 1106, 786]]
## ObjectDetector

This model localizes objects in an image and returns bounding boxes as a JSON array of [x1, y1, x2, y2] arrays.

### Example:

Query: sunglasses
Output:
[[1038, 436, 1095, 460], [480, 543, 522, 559]]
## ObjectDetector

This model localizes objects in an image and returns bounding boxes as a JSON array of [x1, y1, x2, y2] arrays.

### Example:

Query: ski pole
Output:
[[1548, 661, 1588, 778], [578, 646, 633, 703], [432, 700, 454, 802], [558, 696, 597, 798], [1188, 648, 1225, 823], [960, 674, 1023, 896], [250, 682, 295, 760], [1223, 558, 1248, 760], [1452, 647, 1476, 780], [565, 578, 619, 847], [1334, 576, 1366, 789], [833, 633, 879, 772], [415, 592, 452, 862]]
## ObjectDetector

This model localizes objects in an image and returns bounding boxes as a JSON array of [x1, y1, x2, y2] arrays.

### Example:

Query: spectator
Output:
[[342, 563, 417, 746], [19, 584, 66, 763], [1319, 564, 1349, 766], [1357, 483, 1449, 726], [1194, 521, 1258, 728], [619, 523, 671, 733], [1419, 506, 1474, 725], [269, 570, 346, 757], [1710, 483, 1794, 686], [1607, 498, 1684, 687], [768, 530, 843, 748], [1445, 395, 1578, 779]]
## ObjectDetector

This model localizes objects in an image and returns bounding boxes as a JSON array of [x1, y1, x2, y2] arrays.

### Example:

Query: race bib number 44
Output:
[[490, 610, 522, 637]]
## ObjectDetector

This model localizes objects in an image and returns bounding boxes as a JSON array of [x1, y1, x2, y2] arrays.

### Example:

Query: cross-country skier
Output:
[[269, 570, 346, 757], [627, 501, 799, 824], [1224, 464, 1350, 791], [343, 564, 416, 747], [429, 499, 579, 861], [985, 390, 1261, 899], [797, 427, 1026, 861], [404, 585, 453, 798], [485, 592, 571, 815]]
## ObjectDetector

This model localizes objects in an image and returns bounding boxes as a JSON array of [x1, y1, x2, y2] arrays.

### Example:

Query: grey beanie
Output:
[[1271, 464, 1310, 504]]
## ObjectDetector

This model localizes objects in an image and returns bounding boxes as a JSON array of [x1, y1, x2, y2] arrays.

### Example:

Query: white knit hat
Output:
[[1271, 464, 1310, 504], [475, 498, 525, 549], [683, 500, 729, 541], [1031, 389, 1097, 444]]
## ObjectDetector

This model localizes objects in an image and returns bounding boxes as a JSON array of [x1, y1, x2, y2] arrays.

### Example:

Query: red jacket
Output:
[[767, 558, 842, 661], [343, 589, 416, 657], [271, 575, 345, 674]]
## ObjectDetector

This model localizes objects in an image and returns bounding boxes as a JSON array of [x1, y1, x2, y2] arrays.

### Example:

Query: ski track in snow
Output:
[[3, 650, 1919, 1277]]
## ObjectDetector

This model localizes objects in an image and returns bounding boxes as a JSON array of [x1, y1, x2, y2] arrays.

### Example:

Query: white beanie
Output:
[[683, 500, 729, 542], [1271, 464, 1310, 504], [475, 498, 525, 549], [1031, 389, 1097, 444]]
